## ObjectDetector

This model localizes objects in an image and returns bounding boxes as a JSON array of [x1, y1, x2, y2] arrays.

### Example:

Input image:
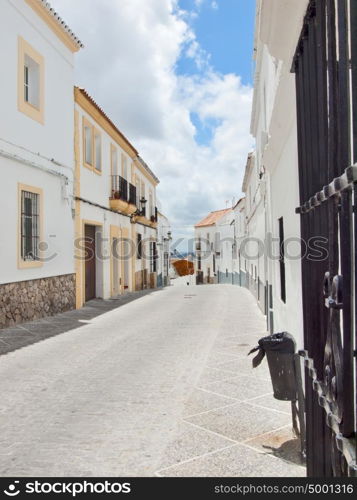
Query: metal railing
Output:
[[111, 176, 137, 206]]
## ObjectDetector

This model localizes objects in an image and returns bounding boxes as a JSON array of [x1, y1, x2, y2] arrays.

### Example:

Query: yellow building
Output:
[[74, 87, 160, 308]]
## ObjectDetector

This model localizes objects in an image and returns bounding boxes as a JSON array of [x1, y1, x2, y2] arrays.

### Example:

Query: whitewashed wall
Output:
[[0, 0, 76, 285], [249, 0, 309, 345]]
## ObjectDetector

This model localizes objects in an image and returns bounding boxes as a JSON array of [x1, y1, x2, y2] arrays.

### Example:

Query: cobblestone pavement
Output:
[[0, 284, 306, 476], [0, 290, 157, 356]]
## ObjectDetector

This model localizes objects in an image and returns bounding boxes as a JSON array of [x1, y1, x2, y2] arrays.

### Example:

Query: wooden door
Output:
[[85, 225, 96, 302]]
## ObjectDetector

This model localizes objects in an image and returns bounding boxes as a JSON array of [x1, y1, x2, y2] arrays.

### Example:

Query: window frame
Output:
[[93, 127, 102, 174], [82, 117, 102, 175], [18, 36, 45, 124], [18, 184, 43, 269], [137, 233, 142, 260], [150, 241, 157, 273], [83, 118, 93, 169]]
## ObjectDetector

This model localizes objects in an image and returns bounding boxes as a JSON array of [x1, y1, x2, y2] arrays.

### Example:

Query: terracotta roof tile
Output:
[[35, 0, 84, 48], [195, 208, 232, 228]]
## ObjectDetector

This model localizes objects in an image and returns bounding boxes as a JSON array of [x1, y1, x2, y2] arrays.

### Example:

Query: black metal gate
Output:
[[292, 0, 357, 477]]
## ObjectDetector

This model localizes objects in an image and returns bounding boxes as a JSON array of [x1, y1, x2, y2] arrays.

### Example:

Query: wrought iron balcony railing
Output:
[[111, 176, 137, 206], [111, 175, 128, 202]]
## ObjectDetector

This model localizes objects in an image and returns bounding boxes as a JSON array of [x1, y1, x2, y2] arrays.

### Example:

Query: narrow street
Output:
[[0, 283, 304, 477]]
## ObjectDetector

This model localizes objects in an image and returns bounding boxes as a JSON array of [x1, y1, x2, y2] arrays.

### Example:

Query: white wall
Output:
[[249, 0, 308, 346], [216, 211, 235, 283], [0, 0, 75, 166], [76, 100, 158, 298], [0, 0, 76, 285], [157, 212, 171, 285], [194, 225, 217, 282]]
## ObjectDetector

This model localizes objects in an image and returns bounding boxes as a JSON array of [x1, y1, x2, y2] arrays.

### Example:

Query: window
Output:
[[94, 131, 101, 172], [278, 217, 286, 303], [137, 233, 142, 260], [24, 54, 40, 108], [111, 146, 119, 176], [122, 155, 128, 180], [150, 242, 157, 273], [18, 184, 43, 268], [141, 181, 146, 217], [84, 124, 92, 165], [198, 256, 202, 271], [135, 177, 140, 206], [164, 252, 169, 277], [82, 118, 101, 174], [149, 191, 153, 218], [18, 37, 44, 124]]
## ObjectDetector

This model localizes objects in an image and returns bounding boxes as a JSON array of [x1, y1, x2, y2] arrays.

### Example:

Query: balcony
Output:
[[134, 206, 158, 228], [110, 175, 137, 215]]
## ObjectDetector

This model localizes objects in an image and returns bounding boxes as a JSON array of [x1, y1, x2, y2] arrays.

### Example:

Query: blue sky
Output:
[[177, 0, 255, 83], [177, 0, 255, 145], [50, 0, 255, 242]]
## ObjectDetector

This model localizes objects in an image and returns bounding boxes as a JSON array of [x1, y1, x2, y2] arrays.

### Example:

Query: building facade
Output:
[[156, 211, 171, 288], [249, 0, 307, 340], [241, 152, 267, 314], [0, 0, 82, 328], [194, 209, 232, 285], [245, 0, 357, 476], [74, 87, 160, 307], [215, 209, 235, 285]]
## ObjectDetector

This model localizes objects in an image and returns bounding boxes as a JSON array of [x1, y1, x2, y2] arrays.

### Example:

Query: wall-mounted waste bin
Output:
[[249, 332, 306, 458]]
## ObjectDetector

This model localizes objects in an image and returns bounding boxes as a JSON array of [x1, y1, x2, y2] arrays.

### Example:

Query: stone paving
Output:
[[0, 283, 306, 476], [0, 290, 157, 356]]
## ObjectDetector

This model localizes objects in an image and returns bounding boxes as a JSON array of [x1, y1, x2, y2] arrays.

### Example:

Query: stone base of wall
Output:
[[0, 274, 76, 329]]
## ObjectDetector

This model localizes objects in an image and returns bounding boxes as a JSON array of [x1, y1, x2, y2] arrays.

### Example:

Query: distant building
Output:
[[215, 209, 235, 284], [156, 210, 171, 287], [241, 152, 267, 314], [194, 209, 232, 285], [74, 87, 160, 305]]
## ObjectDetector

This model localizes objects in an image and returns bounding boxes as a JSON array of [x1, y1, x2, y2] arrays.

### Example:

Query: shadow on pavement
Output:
[[0, 289, 163, 357]]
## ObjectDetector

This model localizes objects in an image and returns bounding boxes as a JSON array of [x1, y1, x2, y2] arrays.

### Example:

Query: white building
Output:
[[248, 0, 308, 343], [194, 209, 232, 285], [232, 197, 246, 286], [241, 152, 267, 315], [215, 209, 235, 285], [0, 0, 82, 328], [74, 87, 160, 307], [156, 210, 171, 288]]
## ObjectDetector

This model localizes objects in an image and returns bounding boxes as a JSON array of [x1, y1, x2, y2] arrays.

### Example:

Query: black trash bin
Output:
[[249, 332, 306, 457], [249, 332, 297, 400]]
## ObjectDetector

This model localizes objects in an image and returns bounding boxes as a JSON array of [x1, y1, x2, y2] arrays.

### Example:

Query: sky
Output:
[[50, 0, 256, 246]]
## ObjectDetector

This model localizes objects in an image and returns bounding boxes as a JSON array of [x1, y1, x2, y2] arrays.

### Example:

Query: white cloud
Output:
[[50, 0, 253, 243], [211, 1, 219, 9]]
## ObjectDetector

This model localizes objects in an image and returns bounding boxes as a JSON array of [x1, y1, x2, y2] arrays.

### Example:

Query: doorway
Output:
[[123, 238, 130, 292], [112, 237, 121, 297], [84, 225, 96, 302]]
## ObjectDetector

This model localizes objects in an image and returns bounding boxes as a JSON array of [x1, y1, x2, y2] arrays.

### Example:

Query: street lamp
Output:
[[139, 197, 147, 215], [130, 197, 147, 222]]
